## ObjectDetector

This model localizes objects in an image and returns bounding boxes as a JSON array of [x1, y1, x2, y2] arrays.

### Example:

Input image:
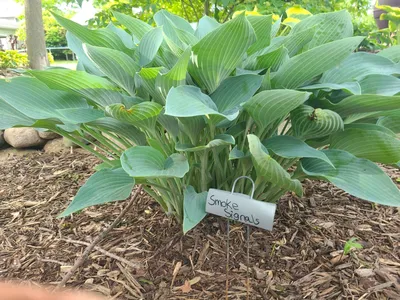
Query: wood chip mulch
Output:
[[0, 150, 399, 299]]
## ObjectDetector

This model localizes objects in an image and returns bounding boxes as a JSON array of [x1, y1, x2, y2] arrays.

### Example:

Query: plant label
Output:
[[205, 189, 276, 230]]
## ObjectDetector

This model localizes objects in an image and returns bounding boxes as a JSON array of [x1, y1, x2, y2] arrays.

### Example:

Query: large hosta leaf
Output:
[[247, 134, 303, 196], [291, 10, 353, 49], [358, 74, 400, 96], [112, 11, 152, 41], [330, 127, 400, 164], [243, 90, 310, 130], [85, 44, 139, 96], [377, 116, 400, 133], [107, 22, 134, 49], [188, 14, 256, 93], [165, 86, 238, 121], [291, 105, 344, 140], [272, 36, 364, 89], [300, 82, 361, 95], [253, 46, 289, 71], [59, 168, 135, 217], [247, 15, 272, 55], [29, 69, 124, 106], [53, 13, 130, 54], [320, 52, 400, 84], [106, 102, 163, 131], [195, 16, 221, 39], [263, 135, 332, 165], [183, 186, 208, 234], [138, 27, 164, 66], [176, 134, 235, 152], [377, 45, 400, 63], [0, 99, 34, 129], [300, 149, 400, 206], [121, 146, 189, 178]]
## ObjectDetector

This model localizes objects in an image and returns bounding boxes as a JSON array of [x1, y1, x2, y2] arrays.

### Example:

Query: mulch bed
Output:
[[0, 149, 399, 299]]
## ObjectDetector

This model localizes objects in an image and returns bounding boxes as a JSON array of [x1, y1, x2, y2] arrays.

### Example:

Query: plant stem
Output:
[[200, 150, 209, 191]]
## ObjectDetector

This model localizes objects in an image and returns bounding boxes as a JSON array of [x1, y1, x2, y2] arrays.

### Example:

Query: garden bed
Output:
[[0, 150, 399, 299]]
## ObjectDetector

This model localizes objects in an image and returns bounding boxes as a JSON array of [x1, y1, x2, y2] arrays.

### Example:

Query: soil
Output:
[[0, 150, 399, 299]]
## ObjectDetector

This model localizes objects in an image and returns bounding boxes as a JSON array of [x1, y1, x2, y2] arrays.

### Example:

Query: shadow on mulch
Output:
[[0, 150, 399, 299]]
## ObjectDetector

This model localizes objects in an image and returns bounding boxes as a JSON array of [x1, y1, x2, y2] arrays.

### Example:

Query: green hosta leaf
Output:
[[112, 11, 152, 41], [56, 108, 105, 123], [272, 36, 364, 89], [377, 116, 400, 133], [85, 44, 139, 96], [178, 117, 206, 145], [0, 99, 34, 129], [291, 105, 344, 140], [271, 18, 281, 38], [154, 10, 195, 35], [229, 146, 247, 160], [156, 47, 191, 99], [67, 31, 103, 76], [247, 15, 272, 55], [176, 134, 235, 152], [253, 46, 289, 71], [0, 77, 89, 122], [165, 86, 237, 121], [210, 74, 262, 117], [195, 16, 221, 39], [344, 123, 397, 136], [106, 102, 163, 131], [300, 82, 361, 95], [87, 117, 146, 146], [377, 45, 400, 63], [330, 128, 400, 164], [300, 149, 400, 206], [243, 90, 310, 131], [183, 186, 208, 234], [59, 168, 135, 217], [291, 10, 353, 49], [248, 134, 303, 196], [188, 14, 256, 93], [121, 146, 189, 178], [263, 135, 333, 165], [358, 74, 400, 96], [139, 27, 164, 67], [106, 22, 134, 49], [136, 67, 164, 103], [157, 111, 179, 138], [53, 13, 130, 54], [29, 69, 124, 106], [320, 52, 400, 84]]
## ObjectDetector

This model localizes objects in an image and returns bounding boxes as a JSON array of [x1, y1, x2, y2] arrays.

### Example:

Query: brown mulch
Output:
[[0, 149, 399, 299]]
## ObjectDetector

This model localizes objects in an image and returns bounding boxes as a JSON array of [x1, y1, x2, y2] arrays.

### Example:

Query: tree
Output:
[[24, 0, 49, 69]]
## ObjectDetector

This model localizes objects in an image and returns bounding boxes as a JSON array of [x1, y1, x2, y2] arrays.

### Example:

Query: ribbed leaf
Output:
[[56, 108, 105, 123], [263, 135, 332, 165], [0, 77, 89, 122], [29, 69, 124, 106], [358, 74, 400, 96], [254, 46, 289, 71], [59, 168, 134, 217], [377, 45, 400, 63], [188, 14, 256, 93], [113, 11, 152, 41], [154, 10, 195, 34], [291, 10, 353, 49], [85, 44, 139, 96], [229, 145, 246, 160], [300, 149, 400, 206], [106, 102, 163, 131], [291, 105, 344, 140], [87, 117, 146, 146], [248, 134, 303, 196], [136, 67, 164, 103], [139, 27, 164, 66], [176, 134, 235, 152], [377, 116, 400, 133], [178, 117, 206, 145], [121, 146, 189, 178], [195, 16, 221, 39], [300, 82, 361, 95], [272, 37, 364, 89], [0, 99, 34, 129], [243, 90, 310, 130], [165, 86, 237, 121], [157, 111, 179, 137], [330, 128, 400, 163], [106, 22, 134, 49], [247, 15, 272, 55], [53, 13, 130, 54], [183, 186, 208, 234], [320, 52, 400, 84]]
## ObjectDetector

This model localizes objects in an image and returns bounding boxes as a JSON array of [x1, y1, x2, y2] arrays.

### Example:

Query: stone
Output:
[[43, 138, 68, 153], [4, 128, 46, 149], [38, 131, 59, 140]]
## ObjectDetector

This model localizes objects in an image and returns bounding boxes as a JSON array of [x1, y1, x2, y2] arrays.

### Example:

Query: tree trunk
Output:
[[204, 0, 210, 16], [25, 0, 49, 69]]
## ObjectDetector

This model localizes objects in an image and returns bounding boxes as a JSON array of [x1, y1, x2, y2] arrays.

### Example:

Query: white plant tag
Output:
[[205, 188, 276, 231]]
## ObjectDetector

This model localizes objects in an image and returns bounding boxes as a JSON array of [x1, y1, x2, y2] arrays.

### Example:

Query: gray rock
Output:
[[4, 128, 46, 149], [38, 131, 59, 140], [43, 138, 68, 153]]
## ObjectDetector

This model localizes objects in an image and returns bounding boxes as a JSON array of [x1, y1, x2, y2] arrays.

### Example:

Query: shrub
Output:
[[1, 10, 399, 232], [0, 50, 29, 69]]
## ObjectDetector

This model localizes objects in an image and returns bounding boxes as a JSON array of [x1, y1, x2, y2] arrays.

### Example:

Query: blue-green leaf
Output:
[[183, 186, 208, 234]]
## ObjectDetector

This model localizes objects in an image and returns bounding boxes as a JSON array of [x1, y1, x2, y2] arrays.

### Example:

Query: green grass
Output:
[[51, 60, 77, 69]]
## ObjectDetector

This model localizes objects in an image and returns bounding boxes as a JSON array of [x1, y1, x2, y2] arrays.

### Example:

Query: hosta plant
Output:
[[1, 10, 400, 233]]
